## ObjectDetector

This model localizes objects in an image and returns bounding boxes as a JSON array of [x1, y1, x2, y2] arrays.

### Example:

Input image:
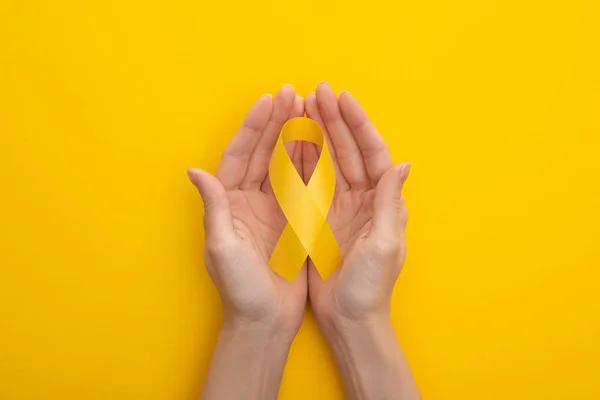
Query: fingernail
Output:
[[400, 163, 411, 183], [187, 168, 200, 185], [318, 80, 329, 88], [282, 83, 294, 89], [261, 93, 272, 99], [340, 90, 353, 98]]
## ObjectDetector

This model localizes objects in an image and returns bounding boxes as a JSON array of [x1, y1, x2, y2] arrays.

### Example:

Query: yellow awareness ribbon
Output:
[[268, 117, 342, 281]]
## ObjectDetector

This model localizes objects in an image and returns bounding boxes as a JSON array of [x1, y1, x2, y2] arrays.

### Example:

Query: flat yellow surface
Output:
[[1, 1, 599, 399]]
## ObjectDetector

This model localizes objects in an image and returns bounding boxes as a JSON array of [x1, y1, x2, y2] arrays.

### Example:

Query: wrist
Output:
[[221, 313, 297, 348], [321, 314, 412, 400], [315, 301, 391, 341], [326, 311, 394, 349], [202, 314, 295, 400]]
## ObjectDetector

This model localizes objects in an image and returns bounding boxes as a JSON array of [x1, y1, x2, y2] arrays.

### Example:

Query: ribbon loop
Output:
[[268, 117, 341, 280]]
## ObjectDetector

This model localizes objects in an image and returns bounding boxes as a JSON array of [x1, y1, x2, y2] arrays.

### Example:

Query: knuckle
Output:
[[372, 237, 401, 258], [205, 238, 237, 258], [205, 240, 220, 256], [400, 206, 409, 227], [391, 195, 406, 212], [390, 197, 403, 212], [201, 202, 213, 219]]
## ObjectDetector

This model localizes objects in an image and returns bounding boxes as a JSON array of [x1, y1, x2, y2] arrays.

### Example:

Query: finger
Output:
[[371, 163, 411, 240], [290, 141, 303, 180], [216, 94, 273, 190], [291, 261, 308, 304], [241, 84, 296, 190], [292, 93, 304, 118], [290, 95, 306, 180], [307, 261, 323, 299], [187, 168, 235, 242], [315, 82, 369, 189], [339, 91, 393, 183], [261, 94, 305, 193], [302, 141, 318, 184], [305, 92, 349, 191]]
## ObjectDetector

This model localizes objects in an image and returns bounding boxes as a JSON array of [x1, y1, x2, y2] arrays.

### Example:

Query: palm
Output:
[[328, 188, 375, 256], [227, 189, 286, 265]]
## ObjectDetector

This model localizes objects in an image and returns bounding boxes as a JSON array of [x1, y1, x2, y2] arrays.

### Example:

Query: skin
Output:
[[188, 82, 421, 400]]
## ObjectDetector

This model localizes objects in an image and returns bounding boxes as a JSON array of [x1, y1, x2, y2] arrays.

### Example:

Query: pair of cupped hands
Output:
[[188, 82, 411, 344]]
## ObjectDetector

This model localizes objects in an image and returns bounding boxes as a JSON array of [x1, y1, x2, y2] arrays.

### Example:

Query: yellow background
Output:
[[1, 0, 599, 399]]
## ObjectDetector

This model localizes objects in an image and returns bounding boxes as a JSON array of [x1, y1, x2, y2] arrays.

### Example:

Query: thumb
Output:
[[187, 168, 234, 241], [371, 163, 411, 239]]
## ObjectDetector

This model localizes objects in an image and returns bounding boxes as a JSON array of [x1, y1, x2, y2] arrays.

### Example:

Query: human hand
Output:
[[190, 82, 419, 400], [305, 82, 410, 328], [188, 84, 307, 339], [190, 85, 313, 400], [303, 82, 420, 400], [303, 82, 419, 400]]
